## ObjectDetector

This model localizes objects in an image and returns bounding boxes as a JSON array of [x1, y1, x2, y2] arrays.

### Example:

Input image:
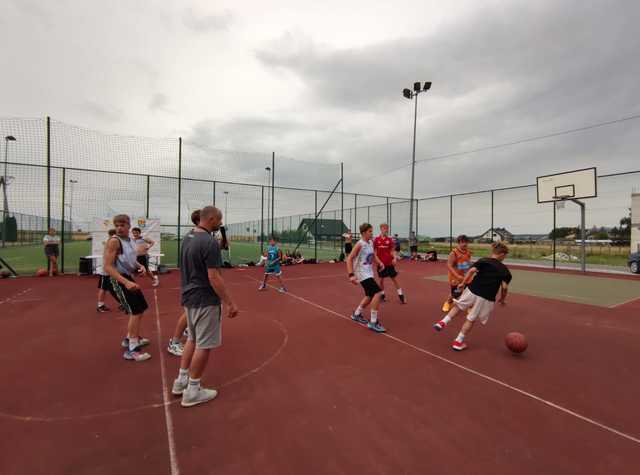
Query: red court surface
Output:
[[1, 261, 640, 475]]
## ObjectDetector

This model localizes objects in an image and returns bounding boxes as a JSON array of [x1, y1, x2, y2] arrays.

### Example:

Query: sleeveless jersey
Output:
[[448, 247, 472, 285], [111, 235, 139, 276], [354, 239, 375, 282]]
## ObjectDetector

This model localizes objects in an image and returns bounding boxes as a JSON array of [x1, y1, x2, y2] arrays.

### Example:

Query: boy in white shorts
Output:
[[346, 223, 387, 333], [433, 242, 512, 351]]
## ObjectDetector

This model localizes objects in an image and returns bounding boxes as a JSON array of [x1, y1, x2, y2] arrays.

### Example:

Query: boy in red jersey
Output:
[[374, 223, 406, 304]]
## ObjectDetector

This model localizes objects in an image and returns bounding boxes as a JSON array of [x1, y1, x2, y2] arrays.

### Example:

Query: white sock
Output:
[[128, 337, 139, 352], [98, 301, 104, 306], [370, 310, 378, 324], [188, 378, 201, 390], [442, 315, 452, 325], [455, 332, 465, 343], [397, 289, 403, 296], [178, 368, 189, 382], [354, 305, 364, 316]]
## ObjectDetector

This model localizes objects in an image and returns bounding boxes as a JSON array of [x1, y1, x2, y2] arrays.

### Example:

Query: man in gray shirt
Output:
[[172, 206, 239, 407]]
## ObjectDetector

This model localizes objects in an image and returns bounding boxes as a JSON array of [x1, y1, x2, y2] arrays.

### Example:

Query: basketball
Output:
[[505, 332, 527, 353], [36, 268, 48, 277]]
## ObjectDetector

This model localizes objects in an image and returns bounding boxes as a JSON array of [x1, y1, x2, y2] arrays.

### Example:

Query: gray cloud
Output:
[[183, 8, 232, 32], [80, 101, 123, 122], [149, 93, 169, 112]]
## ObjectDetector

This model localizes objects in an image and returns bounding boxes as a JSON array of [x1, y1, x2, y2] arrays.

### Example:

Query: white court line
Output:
[[0, 288, 32, 305], [251, 277, 640, 446], [153, 289, 180, 475], [608, 295, 640, 309]]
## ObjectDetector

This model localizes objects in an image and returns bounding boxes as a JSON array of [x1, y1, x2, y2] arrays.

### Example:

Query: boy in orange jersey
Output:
[[442, 235, 472, 312]]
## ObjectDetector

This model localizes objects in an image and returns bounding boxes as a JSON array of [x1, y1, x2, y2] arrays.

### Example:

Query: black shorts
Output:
[[136, 255, 150, 270], [378, 265, 398, 279], [451, 286, 463, 299], [344, 243, 353, 254], [44, 246, 59, 257], [109, 275, 148, 315], [97, 274, 112, 291], [360, 278, 382, 298], [410, 245, 418, 253]]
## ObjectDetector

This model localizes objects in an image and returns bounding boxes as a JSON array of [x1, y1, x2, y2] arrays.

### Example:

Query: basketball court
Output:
[[1, 259, 639, 475]]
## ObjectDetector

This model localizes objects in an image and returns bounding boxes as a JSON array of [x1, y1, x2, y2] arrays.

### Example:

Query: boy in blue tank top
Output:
[[258, 236, 287, 293]]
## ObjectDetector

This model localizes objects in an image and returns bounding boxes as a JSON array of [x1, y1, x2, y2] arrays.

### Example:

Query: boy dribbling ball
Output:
[[258, 236, 287, 293], [346, 223, 387, 333], [433, 242, 512, 351]]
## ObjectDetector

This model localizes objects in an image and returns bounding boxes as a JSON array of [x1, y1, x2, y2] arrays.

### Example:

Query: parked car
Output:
[[629, 252, 640, 274]]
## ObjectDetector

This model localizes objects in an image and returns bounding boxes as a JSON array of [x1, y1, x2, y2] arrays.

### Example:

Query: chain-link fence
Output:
[[1, 117, 638, 275]]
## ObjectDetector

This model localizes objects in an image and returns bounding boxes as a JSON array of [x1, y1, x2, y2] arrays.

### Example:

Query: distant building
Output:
[[475, 227, 513, 243]]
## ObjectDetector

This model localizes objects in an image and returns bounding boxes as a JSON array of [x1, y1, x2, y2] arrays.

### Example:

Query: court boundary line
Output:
[[153, 289, 180, 475], [251, 277, 640, 446]]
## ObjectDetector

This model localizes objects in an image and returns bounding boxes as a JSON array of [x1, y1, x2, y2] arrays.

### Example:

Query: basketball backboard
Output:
[[536, 167, 597, 203]]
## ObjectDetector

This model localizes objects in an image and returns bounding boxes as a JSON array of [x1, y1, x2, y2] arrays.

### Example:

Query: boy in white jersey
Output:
[[346, 223, 386, 333]]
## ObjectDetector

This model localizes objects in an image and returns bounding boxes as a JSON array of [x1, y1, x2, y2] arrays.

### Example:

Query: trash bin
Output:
[[79, 257, 93, 275]]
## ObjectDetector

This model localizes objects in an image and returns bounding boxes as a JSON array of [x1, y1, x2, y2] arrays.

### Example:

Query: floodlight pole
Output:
[[571, 199, 586, 272], [403, 82, 430, 239]]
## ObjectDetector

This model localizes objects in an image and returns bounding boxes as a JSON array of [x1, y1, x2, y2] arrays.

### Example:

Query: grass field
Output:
[[0, 239, 343, 275]]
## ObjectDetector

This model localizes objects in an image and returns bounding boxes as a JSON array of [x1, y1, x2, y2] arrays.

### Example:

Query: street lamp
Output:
[[2, 135, 17, 248], [69, 179, 78, 234], [402, 81, 431, 240]]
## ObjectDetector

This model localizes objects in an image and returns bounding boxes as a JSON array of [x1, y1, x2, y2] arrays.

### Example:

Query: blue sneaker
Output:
[[351, 313, 368, 325], [367, 321, 386, 333]]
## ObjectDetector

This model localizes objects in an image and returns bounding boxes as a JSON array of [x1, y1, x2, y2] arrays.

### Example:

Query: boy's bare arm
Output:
[[459, 267, 478, 287], [499, 282, 509, 304]]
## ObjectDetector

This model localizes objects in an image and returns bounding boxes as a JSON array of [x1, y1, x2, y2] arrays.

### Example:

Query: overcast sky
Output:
[[2, 0, 639, 234]]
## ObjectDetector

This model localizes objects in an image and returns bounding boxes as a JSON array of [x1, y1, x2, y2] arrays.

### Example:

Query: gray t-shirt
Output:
[[180, 230, 222, 307]]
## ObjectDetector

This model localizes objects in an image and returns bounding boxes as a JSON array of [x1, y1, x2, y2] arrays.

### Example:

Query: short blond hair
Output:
[[492, 242, 509, 255]]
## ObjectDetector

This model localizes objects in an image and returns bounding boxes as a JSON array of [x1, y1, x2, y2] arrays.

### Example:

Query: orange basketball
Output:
[[505, 332, 528, 354], [36, 268, 48, 277]]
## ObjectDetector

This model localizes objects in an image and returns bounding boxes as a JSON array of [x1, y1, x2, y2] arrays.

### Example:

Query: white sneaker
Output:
[[123, 350, 151, 362], [181, 386, 218, 407], [172, 378, 188, 396], [167, 339, 184, 356]]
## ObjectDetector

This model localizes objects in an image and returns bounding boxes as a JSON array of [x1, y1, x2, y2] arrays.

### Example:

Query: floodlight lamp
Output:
[[413, 82, 421, 92], [423, 81, 432, 91], [402, 88, 412, 99], [5, 136, 16, 141]]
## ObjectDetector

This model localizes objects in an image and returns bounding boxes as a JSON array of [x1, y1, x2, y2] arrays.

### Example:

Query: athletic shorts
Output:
[[344, 243, 353, 254], [454, 288, 494, 325], [378, 265, 398, 279], [109, 275, 149, 316], [265, 265, 282, 276], [410, 245, 418, 253], [185, 305, 222, 350], [44, 246, 59, 257], [136, 255, 150, 270], [97, 274, 112, 291], [360, 277, 382, 298]]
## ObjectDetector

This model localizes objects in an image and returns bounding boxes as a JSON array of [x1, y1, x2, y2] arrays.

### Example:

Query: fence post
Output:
[[449, 195, 453, 251], [314, 190, 318, 261], [213, 181, 216, 207], [367, 205, 370, 223], [386, 197, 389, 225], [340, 162, 344, 229], [145, 175, 150, 218], [271, 152, 275, 237], [416, 199, 419, 238], [354, 194, 358, 230], [46, 116, 51, 230], [552, 201, 556, 269], [60, 168, 65, 274], [177, 137, 182, 265], [260, 186, 264, 254], [490, 190, 494, 241]]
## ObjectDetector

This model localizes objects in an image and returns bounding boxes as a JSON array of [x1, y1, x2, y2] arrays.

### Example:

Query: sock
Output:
[[178, 368, 189, 383], [370, 310, 378, 324], [442, 315, 452, 325], [354, 305, 364, 316], [381, 291, 385, 297], [98, 301, 104, 307], [397, 289, 403, 296], [455, 332, 465, 343], [188, 378, 201, 390], [128, 337, 139, 352]]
